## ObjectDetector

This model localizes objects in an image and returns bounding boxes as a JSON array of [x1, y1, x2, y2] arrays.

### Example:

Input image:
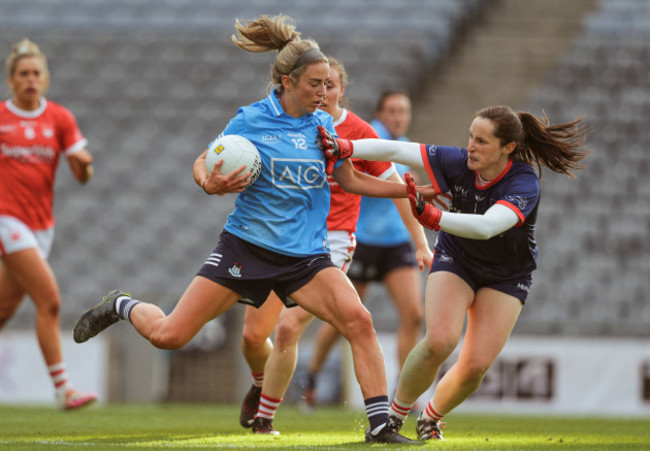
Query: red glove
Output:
[[316, 125, 354, 175], [405, 173, 442, 231]]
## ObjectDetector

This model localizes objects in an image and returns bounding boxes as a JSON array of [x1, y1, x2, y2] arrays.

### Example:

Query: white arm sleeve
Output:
[[352, 139, 424, 168], [438, 203, 520, 240]]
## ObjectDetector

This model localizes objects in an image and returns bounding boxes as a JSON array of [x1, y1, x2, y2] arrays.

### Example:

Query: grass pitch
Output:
[[0, 403, 649, 449]]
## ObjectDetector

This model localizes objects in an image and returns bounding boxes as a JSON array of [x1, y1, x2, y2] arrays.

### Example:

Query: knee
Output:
[[36, 294, 61, 319], [0, 300, 19, 323], [457, 361, 490, 388], [241, 325, 271, 351], [337, 307, 374, 339], [149, 324, 188, 350], [273, 315, 303, 350], [421, 332, 456, 361], [400, 306, 423, 330]]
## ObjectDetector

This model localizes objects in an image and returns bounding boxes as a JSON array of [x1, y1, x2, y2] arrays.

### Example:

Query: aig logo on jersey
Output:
[[271, 158, 326, 189]]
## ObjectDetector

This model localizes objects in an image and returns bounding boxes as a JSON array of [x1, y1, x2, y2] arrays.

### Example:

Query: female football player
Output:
[[0, 39, 96, 410], [237, 56, 433, 433], [72, 15, 421, 445], [317, 104, 590, 440]]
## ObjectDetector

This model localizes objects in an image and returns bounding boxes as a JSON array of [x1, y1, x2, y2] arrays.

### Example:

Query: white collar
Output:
[[6, 98, 47, 118]]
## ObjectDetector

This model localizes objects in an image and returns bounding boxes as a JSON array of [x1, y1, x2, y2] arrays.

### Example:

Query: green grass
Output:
[[0, 404, 649, 449]]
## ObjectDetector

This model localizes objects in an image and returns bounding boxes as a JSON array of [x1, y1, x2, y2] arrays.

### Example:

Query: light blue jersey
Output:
[[219, 90, 337, 257], [355, 119, 411, 246]]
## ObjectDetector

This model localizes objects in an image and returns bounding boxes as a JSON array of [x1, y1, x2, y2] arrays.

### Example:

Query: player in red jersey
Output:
[[238, 56, 433, 436], [0, 39, 96, 410]]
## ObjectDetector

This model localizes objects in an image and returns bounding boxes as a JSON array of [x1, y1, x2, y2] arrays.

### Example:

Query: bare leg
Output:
[[128, 276, 242, 349], [1, 249, 63, 365], [383, 266, 423, 370], [241, 295, 284, 374], [305, 280, 369, 375], [306, 322, 340, 374], [291, 267, 386, 400], [0, 263, 26, 331], [394, 272, 472, 403], [432, 287, 521, 414], [261, 306, 314, 399]]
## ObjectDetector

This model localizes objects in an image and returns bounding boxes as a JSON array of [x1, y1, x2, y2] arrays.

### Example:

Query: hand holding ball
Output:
[[205, 135, 262, 189]]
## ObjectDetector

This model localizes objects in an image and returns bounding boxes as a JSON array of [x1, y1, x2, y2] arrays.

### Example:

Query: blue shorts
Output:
[[347, 241, 417, 283], [197, 231, 336, 308], [429, 248, 532, 304]]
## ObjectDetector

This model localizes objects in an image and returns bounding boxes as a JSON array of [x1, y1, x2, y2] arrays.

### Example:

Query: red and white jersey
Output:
[[327, 109, 394, 232], [0, 98, 87, 230]]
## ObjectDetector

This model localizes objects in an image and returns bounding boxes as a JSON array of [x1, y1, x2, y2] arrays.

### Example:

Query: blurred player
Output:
[[301, 90, 430, 409], [72, 15, 422, 445], [317, 104, 590, 440], [0, 39, 96, 410], [238, 57, 432, 432]]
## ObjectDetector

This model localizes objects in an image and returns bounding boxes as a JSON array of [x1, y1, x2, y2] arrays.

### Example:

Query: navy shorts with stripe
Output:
[[347, 241, 417, 283], [429, 247, 532, 304], [197, 231, 336, 308]]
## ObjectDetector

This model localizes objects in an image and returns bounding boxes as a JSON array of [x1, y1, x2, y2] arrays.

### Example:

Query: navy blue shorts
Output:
[[347, 241, 417, 283], [197, 231, 336, 308], [429, 248, 531, 304]]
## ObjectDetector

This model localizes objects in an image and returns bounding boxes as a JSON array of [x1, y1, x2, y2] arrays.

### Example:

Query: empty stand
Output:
[[0, 0, 483, 329]]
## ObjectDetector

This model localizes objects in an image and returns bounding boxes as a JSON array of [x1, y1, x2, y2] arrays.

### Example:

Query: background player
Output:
[[302, 90, 430, 409], [0, 38, 96, 410]]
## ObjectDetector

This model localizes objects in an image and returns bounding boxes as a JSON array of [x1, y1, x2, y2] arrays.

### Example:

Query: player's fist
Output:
[[316, 125, 354, 175], [405, 173, 442, 231]]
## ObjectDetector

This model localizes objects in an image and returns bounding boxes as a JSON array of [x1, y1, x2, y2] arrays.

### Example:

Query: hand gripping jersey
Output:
[[421, 144, 541, 279], [355, 119, 411, 246], [220, 91, 337, 257], [0, 99, 88, 230], [326, 109, 394, 233]]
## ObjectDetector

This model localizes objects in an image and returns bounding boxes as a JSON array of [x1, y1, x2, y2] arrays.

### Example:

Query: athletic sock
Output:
[[422, 399, 445, 422], [364, 395, 390, 435], [255, 393, 282, 420], [115, 295, 140, 321], [252, 372, 264, 388], [305, 371, 316, 391], [389, 397, 414, 422], [48, 362, 69, 401]]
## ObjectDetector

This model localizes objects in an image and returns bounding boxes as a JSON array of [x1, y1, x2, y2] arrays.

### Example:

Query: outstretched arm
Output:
[[317, 126, 423, 173], [351, 139, 424, 168], [332, 159, 407, 198]]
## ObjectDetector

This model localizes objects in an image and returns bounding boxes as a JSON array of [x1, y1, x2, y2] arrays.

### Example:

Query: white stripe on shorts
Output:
[[204, 252, 223, 268]]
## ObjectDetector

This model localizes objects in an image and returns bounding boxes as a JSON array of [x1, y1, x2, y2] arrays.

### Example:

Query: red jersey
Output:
[[0, 99, 87, 230], [327, 109, 393, 232]]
